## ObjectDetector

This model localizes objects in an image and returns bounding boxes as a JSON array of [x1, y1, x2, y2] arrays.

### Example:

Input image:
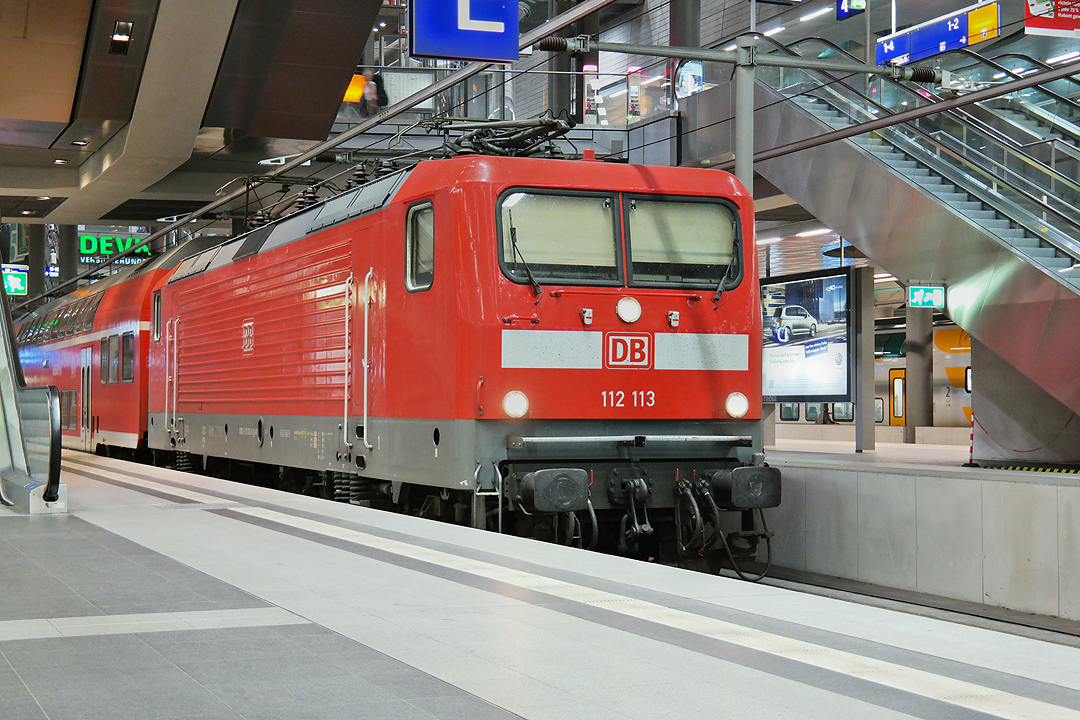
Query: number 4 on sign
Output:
[[458, 0, 504, 33]]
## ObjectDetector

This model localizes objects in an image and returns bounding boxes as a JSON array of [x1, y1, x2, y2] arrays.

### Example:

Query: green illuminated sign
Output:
[[908, 285, 945, 309], [79, 235, 152, 257], [2, 264, 29, 296]]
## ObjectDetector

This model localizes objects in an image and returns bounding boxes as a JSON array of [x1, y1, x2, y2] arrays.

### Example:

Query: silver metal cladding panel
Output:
[[654, 333, 749, 371], [686, 80, 1080, 414], [501, 329, 603, 369]]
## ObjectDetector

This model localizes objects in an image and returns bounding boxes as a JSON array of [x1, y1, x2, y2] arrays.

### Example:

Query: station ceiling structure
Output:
[[0, 0, 383, 225]]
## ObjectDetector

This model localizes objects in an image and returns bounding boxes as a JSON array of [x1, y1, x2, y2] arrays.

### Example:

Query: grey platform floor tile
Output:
[[206, 678, 402, 716], [244, 699, 439, 720], [2, 697, 49, 720], [26, 676, 235, 720], [149, 635, 310, 665], [177, 653, 354, 686], [409, 695, 525, 720]]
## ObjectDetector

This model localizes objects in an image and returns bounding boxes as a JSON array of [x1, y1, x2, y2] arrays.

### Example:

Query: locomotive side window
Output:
[[498, 191, 620, 285], [121, 332, 135, 383], [626, 197, 739, 288], [153, 291, 162, 341], [108, 334, 120, 384], [406, 201, 435, 292]]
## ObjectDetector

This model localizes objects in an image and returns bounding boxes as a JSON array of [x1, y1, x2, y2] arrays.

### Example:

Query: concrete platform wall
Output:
[[764, 460, 1080, 621], [774, 423, 970, 446]]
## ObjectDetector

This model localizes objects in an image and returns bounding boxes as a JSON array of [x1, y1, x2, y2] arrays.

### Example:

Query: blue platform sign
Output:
[[877, 3, 998, 65], [837, 0, 866, 21], [410, 0, 520, 64]]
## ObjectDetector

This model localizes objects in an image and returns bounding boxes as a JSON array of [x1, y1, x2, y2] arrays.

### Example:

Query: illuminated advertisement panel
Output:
[[761, 268, 852, 403], [1025, 0, 1080, 38]]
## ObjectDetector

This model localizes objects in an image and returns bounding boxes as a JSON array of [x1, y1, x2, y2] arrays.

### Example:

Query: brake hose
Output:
[[715, 508, 773, 583]]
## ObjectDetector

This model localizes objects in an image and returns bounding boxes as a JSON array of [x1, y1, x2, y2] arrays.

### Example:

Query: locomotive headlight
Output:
[[725, 392, 750, 419], [616, 296, 642, 323], [503, 391, 530, 418]]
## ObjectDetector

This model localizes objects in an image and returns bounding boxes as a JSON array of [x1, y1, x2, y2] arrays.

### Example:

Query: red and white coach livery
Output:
[[18, 152, 780, 567]]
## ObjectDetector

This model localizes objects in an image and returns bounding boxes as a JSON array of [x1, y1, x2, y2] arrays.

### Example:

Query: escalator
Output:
[[915, 49, 1080, 179], [0, 290, 62, 512], [681, 35, 1080, 415]]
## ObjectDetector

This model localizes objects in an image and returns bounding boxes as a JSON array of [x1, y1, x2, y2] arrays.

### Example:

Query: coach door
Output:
[[889, 368, 906, 426], [80, 346, 93, 450]]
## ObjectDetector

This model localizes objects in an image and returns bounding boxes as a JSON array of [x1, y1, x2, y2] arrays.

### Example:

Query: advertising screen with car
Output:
[[761, 268, 852, 403]]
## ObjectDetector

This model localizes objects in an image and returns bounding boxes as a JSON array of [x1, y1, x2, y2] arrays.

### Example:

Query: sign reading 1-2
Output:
[[410, 0, 520, 64]]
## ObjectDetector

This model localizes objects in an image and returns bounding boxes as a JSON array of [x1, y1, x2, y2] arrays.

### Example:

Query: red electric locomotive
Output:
[[17, 153, 780, 567]]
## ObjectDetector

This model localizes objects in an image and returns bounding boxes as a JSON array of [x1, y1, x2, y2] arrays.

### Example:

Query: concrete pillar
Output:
[[853, 267, 875, 452], [548, 1, 573, 118], [904, 307, 934, 442], [57, 226, 79, 284], [25, 225, 46, 303]]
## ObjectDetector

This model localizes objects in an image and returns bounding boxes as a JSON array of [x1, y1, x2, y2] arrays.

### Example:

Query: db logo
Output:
[[241, 319, 255, 355], [606, 333, 651, 368]]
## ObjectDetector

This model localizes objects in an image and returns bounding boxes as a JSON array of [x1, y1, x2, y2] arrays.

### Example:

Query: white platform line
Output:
[[0, 607, 309, 642], [231, 504, 1080, 720]]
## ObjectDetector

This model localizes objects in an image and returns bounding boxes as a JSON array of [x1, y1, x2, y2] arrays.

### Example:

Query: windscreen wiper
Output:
[[507, 209, 542, 296]]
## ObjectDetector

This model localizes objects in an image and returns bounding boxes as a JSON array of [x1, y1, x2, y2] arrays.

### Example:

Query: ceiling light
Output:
[[1048, 51, 1080, 64], [764, 26, 785, 37], [379, 21, 386, 27], [36, 196, 51, 200], [874, 275, 898, 283], [724, 44, 737, 51], [756, 237, 782, 245], [110, 21, 133, 55], [796, 228, 832, 237], [801, 7, 832, 21], [71, 140, 89, 146], [53, 159, 69, 165], [20, 211, 32, 215], [992, 72, 1007, 79]]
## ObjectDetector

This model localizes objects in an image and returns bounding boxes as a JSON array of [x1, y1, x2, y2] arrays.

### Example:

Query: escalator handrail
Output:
[[1, 290, 61, 504], [784, 37, 1080, 199], [929, 47, 1080, 119], [749, 36, 1080, 264], [778, 38, 1080, 219]]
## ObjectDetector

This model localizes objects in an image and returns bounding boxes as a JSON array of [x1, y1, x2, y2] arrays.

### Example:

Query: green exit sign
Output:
[[908, 285, 945, 309], [1, 264, 28, 296]]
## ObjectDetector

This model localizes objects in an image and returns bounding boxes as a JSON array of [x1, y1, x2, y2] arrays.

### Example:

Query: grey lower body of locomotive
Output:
[[147, 412, 781, 527]]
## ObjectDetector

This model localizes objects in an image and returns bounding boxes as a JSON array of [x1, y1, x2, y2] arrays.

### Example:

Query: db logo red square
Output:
[[606, 333, 651, 368]]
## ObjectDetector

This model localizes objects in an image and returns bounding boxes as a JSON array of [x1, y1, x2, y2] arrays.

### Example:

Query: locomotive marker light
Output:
[[503, 390, 529, 418], [616, 296, 641, 323]]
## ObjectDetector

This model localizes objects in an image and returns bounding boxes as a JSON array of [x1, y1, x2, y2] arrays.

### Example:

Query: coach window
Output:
[[406, 202, 434, 292], [121, 332, 135, 383], [152, 291, 161, 341], [626, 197, 740, 289], [874, 397, 885, 423], [498, 191, 620, 285], [779, 403, 799, 421], [100, 338, 108, 384], [108, 334, 120, 384]]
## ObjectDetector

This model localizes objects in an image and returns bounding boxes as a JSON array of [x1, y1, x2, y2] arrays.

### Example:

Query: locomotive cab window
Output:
[[406, 201, 435, 292], [626, 196, 740, 289], [498, 190, 620, 285]]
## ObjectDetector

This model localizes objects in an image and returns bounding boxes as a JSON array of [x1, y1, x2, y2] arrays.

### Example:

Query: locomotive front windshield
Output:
[[626, 197, 736, 286], [499, 192, 620, 283], [497, 190, 739, 288]]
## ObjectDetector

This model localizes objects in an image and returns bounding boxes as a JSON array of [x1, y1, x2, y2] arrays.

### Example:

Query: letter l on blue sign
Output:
[[411, 0, 519, 63]]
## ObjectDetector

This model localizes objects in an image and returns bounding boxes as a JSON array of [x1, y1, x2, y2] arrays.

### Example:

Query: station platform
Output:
[[3, 451, 1080, 720]]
